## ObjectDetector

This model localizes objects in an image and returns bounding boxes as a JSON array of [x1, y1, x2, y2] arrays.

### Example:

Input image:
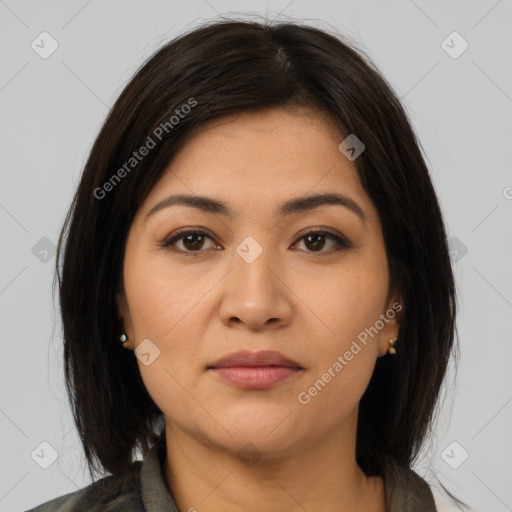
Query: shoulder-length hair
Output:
[[55, 16, 462, 503]]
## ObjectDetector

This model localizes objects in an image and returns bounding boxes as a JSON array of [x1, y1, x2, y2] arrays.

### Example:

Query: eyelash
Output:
[[159, 228, 352, 257]]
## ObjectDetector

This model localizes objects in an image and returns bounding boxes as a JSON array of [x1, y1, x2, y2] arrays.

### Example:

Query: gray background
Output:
[[1, 1, 511, 511]]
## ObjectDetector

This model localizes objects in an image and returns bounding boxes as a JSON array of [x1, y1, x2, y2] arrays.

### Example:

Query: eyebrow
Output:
[[144, 192, 368, 226]]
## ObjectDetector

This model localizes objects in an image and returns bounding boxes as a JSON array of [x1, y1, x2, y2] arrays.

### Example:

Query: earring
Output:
[[387, 337, 398, 355], [120, 333, 130, 349]]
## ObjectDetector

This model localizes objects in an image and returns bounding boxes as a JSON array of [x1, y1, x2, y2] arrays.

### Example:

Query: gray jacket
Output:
[[25, 435, 438, 512]]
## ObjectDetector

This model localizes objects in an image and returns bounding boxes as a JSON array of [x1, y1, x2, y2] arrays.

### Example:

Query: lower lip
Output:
[[209, 366, 301, 389]]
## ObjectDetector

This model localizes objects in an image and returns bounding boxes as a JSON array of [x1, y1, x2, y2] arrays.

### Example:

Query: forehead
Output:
[[136, 108, 376, 227], [177, 106, 345, 162]]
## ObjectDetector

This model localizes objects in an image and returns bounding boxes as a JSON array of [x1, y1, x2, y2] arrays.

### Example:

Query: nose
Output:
[[218, 245, 293, 331]]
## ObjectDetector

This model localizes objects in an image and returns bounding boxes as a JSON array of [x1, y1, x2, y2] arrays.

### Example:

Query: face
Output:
[[117, 107, 401, 458]]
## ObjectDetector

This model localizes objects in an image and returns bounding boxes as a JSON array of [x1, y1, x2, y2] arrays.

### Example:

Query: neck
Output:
[[163, 413, 386, 512]]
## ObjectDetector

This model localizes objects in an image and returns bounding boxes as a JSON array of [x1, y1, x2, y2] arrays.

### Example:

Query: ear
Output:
[[116, 290, 134, 350], [376, 293, 404, 358]]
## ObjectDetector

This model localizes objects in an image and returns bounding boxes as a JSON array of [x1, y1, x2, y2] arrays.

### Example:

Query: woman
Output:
[[27, 17, 467, 512]]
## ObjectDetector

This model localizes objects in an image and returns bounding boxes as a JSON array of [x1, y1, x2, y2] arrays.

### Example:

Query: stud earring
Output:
[[387, 337, 398, 355], [120, 333, 130, 349]]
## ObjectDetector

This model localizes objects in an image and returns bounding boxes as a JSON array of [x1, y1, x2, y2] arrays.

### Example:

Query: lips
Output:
[[207, 350, 302, 370], [207, 350, 304, 390]]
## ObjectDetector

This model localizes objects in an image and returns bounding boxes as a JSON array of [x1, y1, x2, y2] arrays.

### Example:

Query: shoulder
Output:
[[25, 461, 143, 512], [24, 488, 86, 512], [384, 458, 438, 512]]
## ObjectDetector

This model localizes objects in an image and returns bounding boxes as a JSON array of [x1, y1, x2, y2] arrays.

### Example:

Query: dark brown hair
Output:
[[54, 17, 466, 507]]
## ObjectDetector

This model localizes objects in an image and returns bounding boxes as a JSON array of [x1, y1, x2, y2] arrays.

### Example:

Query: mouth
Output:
[[208, 366, 303, 389], [207, 350, 304, 390]]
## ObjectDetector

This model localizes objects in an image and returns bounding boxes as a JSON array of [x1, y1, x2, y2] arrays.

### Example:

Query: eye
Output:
[[160, 228, 351, 256], [293, 229, 351, 253], [160, 229, 219, 254]]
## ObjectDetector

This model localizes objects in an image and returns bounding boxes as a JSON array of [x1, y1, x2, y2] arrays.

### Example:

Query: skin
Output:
[[117, 107, 402, 512]]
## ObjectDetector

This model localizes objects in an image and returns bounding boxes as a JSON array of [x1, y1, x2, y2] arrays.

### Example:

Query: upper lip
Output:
[[208, 350, 302, 369]]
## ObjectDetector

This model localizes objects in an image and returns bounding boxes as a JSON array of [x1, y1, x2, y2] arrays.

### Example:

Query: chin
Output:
[[205, 419, 306, 458]]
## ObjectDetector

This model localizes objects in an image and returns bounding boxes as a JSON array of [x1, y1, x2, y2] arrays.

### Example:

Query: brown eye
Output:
[[161, 228, 351, 256], [161, 230, 218, 254], [294, 231, 351, 253], [181, 232, 208, 251]]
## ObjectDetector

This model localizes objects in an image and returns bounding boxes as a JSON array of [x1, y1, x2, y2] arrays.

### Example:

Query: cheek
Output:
[[295, 315, 378, 421], [124, 248, 209, 340], [292, 254, 387, 406], [123, 249, 212, 393], [294, 256, 388, 346]]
